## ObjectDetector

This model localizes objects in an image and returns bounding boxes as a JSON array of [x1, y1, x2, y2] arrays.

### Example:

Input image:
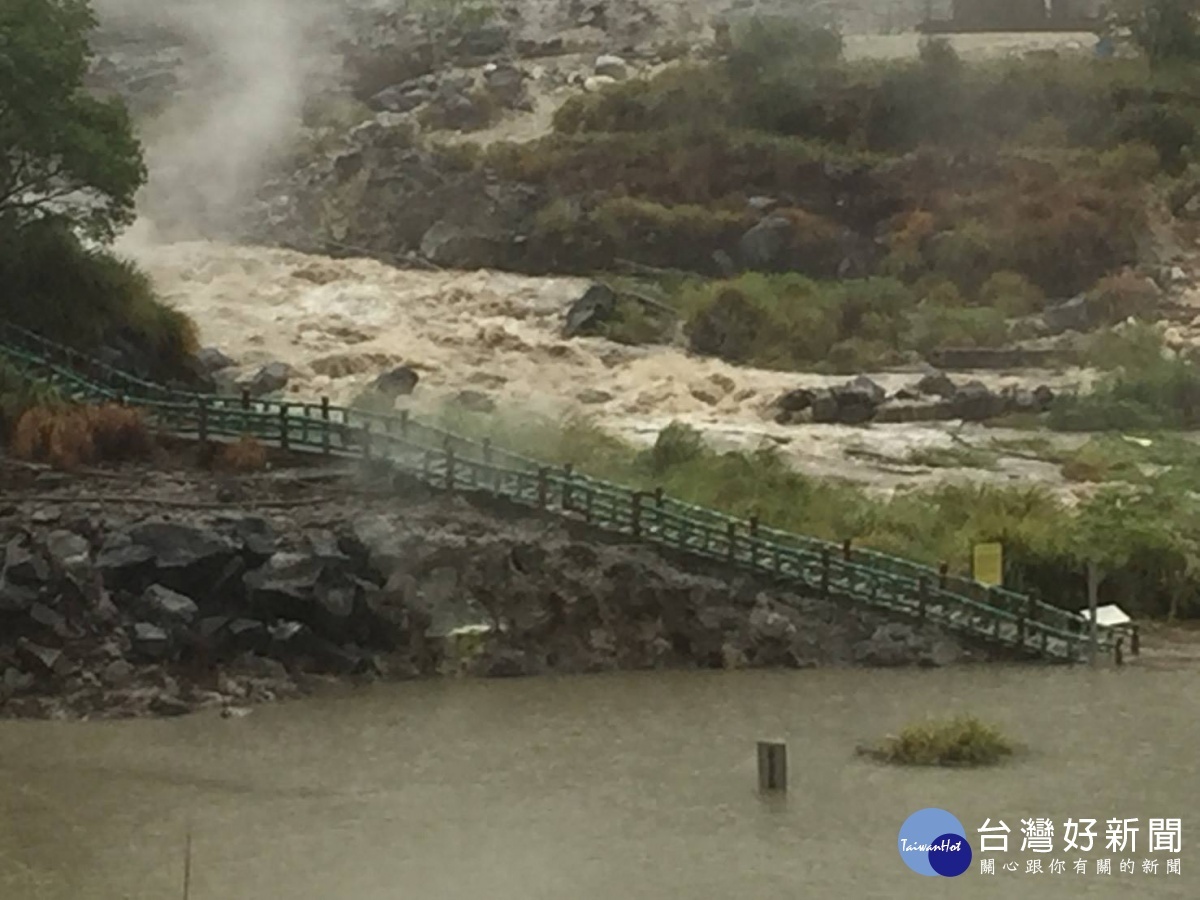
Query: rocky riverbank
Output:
[[0, 455, 993, 720]]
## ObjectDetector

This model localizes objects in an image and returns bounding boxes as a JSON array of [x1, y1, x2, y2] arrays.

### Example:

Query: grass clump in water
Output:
[[860, 715, 1016, 768]]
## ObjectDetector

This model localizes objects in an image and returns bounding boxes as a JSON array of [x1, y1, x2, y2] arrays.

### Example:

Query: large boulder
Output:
[[141, 584, 200, 625], [949, 381, 1006, 422], [419, 220, 505, 268], [482, 62, 527, 107], [563, 283, 619, 338], [738, 215, 793, 270], [810, 377, 886, 425], [371, 365, 420, 398], [241, 362, 292, 397]]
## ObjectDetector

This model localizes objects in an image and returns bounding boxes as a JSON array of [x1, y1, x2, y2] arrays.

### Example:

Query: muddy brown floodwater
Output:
[[0, 664, 1194, 899]]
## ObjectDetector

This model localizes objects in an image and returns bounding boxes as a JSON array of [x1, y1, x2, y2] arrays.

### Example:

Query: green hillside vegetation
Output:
[[0, 0, 197, 384], [447, 16, 1200, 372]]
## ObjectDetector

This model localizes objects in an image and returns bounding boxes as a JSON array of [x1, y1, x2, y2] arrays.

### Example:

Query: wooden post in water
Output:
[[757, 740, 787, 793], [181, 825, 192, 900], [1087, 561, 1099, 666]]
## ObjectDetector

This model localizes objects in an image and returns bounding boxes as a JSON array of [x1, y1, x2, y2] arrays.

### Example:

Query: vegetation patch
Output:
[[214, 435, 269, 473], [0, 0, 198, 379], [1049, 355, 1200, 432], [430, 403, 1200, 619], [858, 716, 1016, 767], [11, 404, 155, 470]]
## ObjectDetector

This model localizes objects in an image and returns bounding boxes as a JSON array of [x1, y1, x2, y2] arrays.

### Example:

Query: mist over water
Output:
[[93, 0, 344, 239]]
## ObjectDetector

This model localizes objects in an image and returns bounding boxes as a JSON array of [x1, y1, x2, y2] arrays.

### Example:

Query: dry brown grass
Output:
[[10, 404, 154, 470], [214, 435, 268, 472]]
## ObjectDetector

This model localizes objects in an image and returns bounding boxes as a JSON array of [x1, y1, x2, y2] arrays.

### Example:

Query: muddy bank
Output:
[[0, 457, 997, 719]]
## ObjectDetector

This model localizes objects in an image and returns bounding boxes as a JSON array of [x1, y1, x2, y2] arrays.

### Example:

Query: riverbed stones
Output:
[[141, 585, 199, 624]]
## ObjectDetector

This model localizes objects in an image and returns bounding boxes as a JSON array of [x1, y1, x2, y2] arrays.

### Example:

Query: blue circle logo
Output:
[[898, 808, 973, 877]]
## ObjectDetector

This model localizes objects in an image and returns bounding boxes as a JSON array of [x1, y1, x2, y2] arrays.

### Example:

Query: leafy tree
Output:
[[1111, 0, 1200, 66], [0, 0, 145, 240]]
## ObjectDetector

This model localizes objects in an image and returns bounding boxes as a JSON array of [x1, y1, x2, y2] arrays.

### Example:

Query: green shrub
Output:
[[644, 421, 707, 474], [1049, 357, 1200, 431], [1087, 272, 1163, 325], [859, 716, 1016, 767], [1076, 322, 1168, 370], [906, 306, 1009, 355], [979, 271, 1046, 317]]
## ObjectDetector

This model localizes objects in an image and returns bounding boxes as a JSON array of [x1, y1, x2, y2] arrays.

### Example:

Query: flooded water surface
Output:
[[0, 665, 1194, 899]]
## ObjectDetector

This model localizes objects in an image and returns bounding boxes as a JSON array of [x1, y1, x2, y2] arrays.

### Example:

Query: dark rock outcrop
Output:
[[0, 471, 994, 720], [564, 283, 619, 338]]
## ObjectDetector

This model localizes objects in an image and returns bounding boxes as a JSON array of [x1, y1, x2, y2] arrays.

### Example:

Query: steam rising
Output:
[[93, 0, 342, 240]]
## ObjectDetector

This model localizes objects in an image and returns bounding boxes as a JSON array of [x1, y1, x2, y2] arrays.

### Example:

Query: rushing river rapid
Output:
[[1, 665, 1194, 898]]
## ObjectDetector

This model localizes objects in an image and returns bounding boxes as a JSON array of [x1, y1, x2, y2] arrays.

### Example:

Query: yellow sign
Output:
[[973, 543, 1003, 587]]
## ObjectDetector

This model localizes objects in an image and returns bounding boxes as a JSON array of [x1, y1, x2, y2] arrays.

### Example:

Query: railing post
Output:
[[585, 488, 594, 523], [1018, 596, 1031, 648], [1131, 624, 1140, 656], [422, 449, 432, 479], [301, 405, 311, 445], [446, 446, 455, 489], [842, 538, 852, 561], [362, 420, 372, 459], [400, 409, 409, 437], [917, 576, 927, 622], [482, 438, 495, 491], [198, 396, 209, 446], [537, 467, 548, 507], [320, 396, 331, 456], [279, 403, 289, 451], [938, 562, 949, 591], [631, 492, 642, 538], [748, 516, 759, 567], [241, 388, 250, 411], [821, 548, 831, 598], [654, 487, 664, 507], [562, 464, 574, 511], [726, 521, 736, 563]]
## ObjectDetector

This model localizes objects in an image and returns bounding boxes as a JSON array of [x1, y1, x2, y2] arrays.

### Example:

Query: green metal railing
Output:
[[0, 322, 1119, 663]]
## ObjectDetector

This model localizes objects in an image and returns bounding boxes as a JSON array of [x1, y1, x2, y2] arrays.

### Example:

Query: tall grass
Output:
[[11, 404, 155, 470], [0, 220, 198, 377]]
